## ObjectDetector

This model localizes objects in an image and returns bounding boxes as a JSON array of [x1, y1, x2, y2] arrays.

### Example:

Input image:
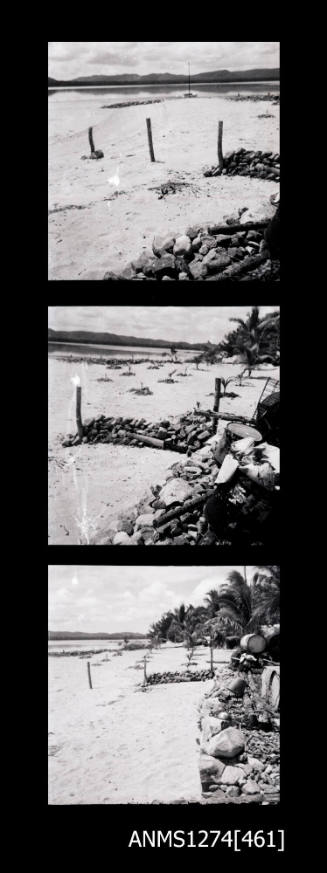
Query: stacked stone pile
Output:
[[62, 410, 216, 453], [228, 94, 280, 103], [205, 149, 280, 181], [103, 216, 278, 281], [146, 669, 213, 685], [198, 666, 280, 805]]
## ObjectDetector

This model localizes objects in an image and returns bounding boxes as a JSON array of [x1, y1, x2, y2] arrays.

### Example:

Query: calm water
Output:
[[48, 341, 196, 359], [48, 82, 279, 140], [48, 638, 127, 653]]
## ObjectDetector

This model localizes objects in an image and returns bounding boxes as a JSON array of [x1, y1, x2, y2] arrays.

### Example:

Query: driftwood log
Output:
[[213, 253, 268, 281], [212, 412, 256, 424], [133, 431, 165, 449], [153, 489, 215, 529], [208, 220, 269, 235]]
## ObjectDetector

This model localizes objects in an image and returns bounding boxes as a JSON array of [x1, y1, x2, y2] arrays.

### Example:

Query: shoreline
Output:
[[49, 93, 279, 280], [48, 357, 279, 544]]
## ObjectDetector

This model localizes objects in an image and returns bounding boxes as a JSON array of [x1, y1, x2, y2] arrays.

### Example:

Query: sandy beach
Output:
[[48, 353, 279, 544], [48, 90, 279, 279], [48, 642, 229, 804]]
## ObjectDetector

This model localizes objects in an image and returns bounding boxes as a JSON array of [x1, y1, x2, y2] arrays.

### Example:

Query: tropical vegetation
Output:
[[148, 567, 280, 649], [192, 308, 280, 367]]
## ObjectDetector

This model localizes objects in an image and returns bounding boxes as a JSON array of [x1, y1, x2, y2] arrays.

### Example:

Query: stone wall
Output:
[[62, 410, 215, 453], [205, 150, 280, 181]]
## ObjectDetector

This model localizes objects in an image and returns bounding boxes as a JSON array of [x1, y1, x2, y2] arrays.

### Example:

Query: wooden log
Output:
[[153, 489, 215, 528], [218, 120, 224, 170], [212, 412, 255, 425], [146, 118, 155, 162], [213, 378, 221, 413], [208, 220, 269, 235], [88, 127, 95, 154], [134, 431, 165, 449], [76, 385, 83, 439], [213, 253, 268, 281], [87, 660, 93, 689]]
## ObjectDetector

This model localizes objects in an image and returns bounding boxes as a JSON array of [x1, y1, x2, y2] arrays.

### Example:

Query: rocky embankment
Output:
[[204, 149, 280, 181], [95, 425, 278, 546], [198, 665, 280, 804], [103, 216, 279, 281]]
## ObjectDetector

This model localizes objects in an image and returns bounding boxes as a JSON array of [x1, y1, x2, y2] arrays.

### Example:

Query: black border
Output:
[[43, 35, 297, 856]]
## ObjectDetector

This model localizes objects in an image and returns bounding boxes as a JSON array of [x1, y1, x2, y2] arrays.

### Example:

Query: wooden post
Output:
[[213, 378, 221, 413], [254, 377, 271, 418], [210, 636, 214, 673], [143, 656, 147, 686], [146, 118, 155, 162], [87, 660, 93, 689], [76, 385, 83, 440], [88, 127, 95, 154], [218, 121, 224, 170]]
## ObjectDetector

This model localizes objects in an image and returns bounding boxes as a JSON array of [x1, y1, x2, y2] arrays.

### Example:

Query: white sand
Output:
[[48, 356, 279, 544], [48, 95, 279, 279], [48, 643, 230, 805]]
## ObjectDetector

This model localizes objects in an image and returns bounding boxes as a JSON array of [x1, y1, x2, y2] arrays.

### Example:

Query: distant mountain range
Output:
[[48, 631, 147, 640], [48, 328, 205, 351], [48, 68, 279, 87]]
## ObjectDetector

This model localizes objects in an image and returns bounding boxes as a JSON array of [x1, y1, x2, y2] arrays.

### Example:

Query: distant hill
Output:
[[48, 68, 279, 87], [48, 631, 147, 640], [48, 328, 205, 351]]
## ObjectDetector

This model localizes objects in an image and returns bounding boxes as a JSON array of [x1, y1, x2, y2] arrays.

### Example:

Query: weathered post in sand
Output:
[[210, 634, 214, 674], [143, 656, 148, 686], [87, 660, 93, 689], [213, 378, 222, 413], [88, 127, 95, 155], [76, 384, 83, 440], [217, 120, 224, 171], [146, 118, 155, 162]]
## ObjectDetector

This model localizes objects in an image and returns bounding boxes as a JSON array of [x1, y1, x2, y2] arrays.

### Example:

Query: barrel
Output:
[[226, 422, 262, 443], [261, 666, 280, 711], [240, 633, 266, 654]]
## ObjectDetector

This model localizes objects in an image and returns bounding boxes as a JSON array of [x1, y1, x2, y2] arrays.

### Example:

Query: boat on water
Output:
[[184, 61, 198, 98]]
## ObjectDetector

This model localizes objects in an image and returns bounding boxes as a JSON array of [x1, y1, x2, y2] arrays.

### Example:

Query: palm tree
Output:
[[219, 308, 280, 368], [248, 566, 280, 630], [203, 571, 251, 643]]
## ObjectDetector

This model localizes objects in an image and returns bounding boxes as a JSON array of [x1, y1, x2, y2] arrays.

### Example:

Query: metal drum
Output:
[[226, 422, 262, 443]]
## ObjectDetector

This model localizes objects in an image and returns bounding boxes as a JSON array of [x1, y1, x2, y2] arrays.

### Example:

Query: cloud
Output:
[[48, 42, 279, 80], [48, 306, 279, 346], [48, 566, 253, 633]]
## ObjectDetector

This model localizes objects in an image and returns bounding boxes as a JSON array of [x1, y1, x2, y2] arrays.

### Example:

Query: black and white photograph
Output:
[[48, 42, 280, 281], [48, 305, 280, 546], [48, 565, 280, 805]]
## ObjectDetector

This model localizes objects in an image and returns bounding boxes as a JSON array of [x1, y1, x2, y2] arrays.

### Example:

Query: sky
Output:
[[48, 306, 279, 347], [48, 42, 279, 81], [48, 565, 257, 634]]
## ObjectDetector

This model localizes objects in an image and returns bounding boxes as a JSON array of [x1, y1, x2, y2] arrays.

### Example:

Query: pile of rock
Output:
[[228, 94, 280, 103], [109, 448, 218, 545], [146, 669, 213, 685], [205, 150, 280, 181], [103, 98, 163, 109], [198, 667, 280, 804], [103, 217, 277, 281], [62, 411, 216, 453], [101, 424, 278, 545]]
